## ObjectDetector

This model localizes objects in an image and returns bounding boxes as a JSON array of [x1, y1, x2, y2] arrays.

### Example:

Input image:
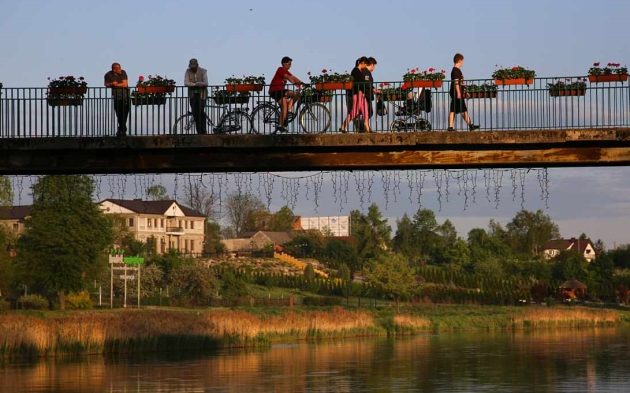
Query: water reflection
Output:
[[1, 328, 628, 392]]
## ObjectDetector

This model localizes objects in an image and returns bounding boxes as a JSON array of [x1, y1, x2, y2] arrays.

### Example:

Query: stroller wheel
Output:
[[415, 119, 431, 131], [390, 120, 406, 132]]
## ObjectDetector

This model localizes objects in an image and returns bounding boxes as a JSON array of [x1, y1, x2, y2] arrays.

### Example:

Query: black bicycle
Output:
[[171, 100, 254, 135], [250, 86, 332, 135]]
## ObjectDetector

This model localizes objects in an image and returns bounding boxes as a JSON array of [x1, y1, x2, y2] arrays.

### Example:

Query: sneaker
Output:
[[275, 125, 288, 133], [447, 127, 455, 132], [339, 127, 347, 134], [469, 124, 480, 131]]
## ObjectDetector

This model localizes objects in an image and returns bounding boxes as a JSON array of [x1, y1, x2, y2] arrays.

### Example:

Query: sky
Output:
[[1, 0, 630, 247]]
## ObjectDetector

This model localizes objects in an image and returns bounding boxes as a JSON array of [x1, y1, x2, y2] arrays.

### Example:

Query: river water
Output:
[[1, 328, 629, 392]]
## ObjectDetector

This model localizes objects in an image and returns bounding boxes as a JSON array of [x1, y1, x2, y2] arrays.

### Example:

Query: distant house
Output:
[[543, 237, 596, 262], [222, 231, 296, 255], [0, 205, 32, 237], [99, 199, 206, 255]]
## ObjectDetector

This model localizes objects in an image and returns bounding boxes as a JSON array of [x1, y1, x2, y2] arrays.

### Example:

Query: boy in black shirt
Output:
[[448, 53, 479, 131]]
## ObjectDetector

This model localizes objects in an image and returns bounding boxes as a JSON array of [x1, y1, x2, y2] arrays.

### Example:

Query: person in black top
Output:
[[448, 53, 479, 131], [340, 57, 370, 133], [104, 63, 130, 137], [365, 57, 379, 119]]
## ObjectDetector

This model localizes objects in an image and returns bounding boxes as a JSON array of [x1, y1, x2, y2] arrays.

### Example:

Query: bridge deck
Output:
[[2, 128, 630, 175]]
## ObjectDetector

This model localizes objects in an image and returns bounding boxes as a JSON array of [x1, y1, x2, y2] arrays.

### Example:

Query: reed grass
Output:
[[0, 305, 626, 357]]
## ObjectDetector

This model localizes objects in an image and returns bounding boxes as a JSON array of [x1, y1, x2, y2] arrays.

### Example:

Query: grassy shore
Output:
[[0, 305, 628, 357]]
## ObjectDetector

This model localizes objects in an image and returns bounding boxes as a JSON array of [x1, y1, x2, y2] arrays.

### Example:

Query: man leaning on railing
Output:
[[184, 58, 208, 135], [104, 63, 130, 137]]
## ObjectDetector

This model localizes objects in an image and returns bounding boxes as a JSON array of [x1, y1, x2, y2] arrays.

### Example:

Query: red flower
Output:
[[512, 66, 519, 71], [307, 71, 311, 76], [593, 62, 600, 67], [138, 75, 145, 82], [428, 67, 435, 72], [321, 69, 328, 73], [410, 69, 416, 74]]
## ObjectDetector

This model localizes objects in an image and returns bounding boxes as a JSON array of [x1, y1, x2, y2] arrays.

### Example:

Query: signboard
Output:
[[119, 275, 135, 280], [109, 254, 124, 264], [123, 256, 144, 266], [299, 216, 350, 237]]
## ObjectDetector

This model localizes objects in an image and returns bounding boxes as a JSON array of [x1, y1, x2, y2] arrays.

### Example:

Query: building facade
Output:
[[99, 199, 206, 255], [0, 205, 31, 237], [543, 237, 597, 262]]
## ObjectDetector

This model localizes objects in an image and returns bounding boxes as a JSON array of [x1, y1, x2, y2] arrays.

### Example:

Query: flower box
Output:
[[466, 91, 497, 99], [314, 81, 353, 91], [588, 74, 628, 83], [549, 89, 586, 97], [132, 96, 167, 106], [494, 78, 534, 86], [225, 83, 264, 93], [47, 97, 84, 107], [48, 86, 88, 95], [136, 85, 175, 94], [382, 93, 405, 101], [401, 80, 443, 90], [213, 94, 250, 105]]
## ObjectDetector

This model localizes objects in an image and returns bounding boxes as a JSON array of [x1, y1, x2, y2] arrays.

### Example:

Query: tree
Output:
[[506, 210, 560, 257], [392, 214, 417, 260], [269, 206, 295, 232], [303, 263, 316, 281], [0, 176, 12, 207], [146, 185, 170, 201], [552, 250, 588, 282], [16, 176, 114, 309], [364, 253, 416, 311], [204, 221, 226, 255], [224, 193, 267, 236], [170, 261, 218, 306], [182, 179, 219, 221], [0, 226, 13, 297], [351, 204, 391, 261], [321, 238, 360, 273]]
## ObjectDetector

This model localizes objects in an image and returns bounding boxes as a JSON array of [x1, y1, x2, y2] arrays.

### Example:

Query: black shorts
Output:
[[270, 89, 288, 101], [450, 97, 467, 114]]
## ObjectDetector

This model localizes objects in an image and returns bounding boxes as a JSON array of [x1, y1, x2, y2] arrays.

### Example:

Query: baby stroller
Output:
[[389, 88, 432, 131]]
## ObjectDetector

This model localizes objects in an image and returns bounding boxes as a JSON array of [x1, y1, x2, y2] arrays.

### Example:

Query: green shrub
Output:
[[18, 294, 48, 310], [302, 296, 342, 306], [66, 291, 93, 310], [0, 299, 10, 311]]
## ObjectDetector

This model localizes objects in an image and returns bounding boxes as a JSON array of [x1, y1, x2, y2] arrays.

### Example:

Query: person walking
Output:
[[104, 63, 130, 137], [184, 58, 208, 134], [448, 53, 479, 131], [340, 57, 371, 133]]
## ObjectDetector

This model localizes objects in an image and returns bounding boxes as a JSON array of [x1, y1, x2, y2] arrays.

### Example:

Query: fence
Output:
[[1, 76, 628, 138]]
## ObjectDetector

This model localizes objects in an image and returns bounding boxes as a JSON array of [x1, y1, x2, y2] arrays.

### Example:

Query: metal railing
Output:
[[0, 77, 628, 138]]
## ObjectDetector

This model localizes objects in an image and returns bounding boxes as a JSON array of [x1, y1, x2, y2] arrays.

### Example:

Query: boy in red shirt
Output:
[[269, 56, 304, 132]]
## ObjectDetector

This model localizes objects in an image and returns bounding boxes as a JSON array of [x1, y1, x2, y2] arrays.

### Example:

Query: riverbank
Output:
[[1, 305, 628, 357]]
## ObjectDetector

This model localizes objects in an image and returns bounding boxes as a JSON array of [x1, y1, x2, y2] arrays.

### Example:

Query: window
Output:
[[154, 218, 158, 228], [179, 220, 182, 228], [128, 218, 134, 227], [190, 240, 194, 253], [148, 218, 152, 228], [185, 221, 189, 229], [13, 223, 19, 231], [191, 221, 195, 230], [161, 219, 164, 228]]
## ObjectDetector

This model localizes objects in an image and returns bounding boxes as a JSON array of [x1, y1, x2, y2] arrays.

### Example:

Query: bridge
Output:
[[1, 77, 629, 175]]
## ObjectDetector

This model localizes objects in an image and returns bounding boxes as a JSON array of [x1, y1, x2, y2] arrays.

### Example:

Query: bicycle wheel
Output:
[[219, 110, 254, 135], [390, 119, 406, 132], [251, 103, 279, 135], [172, 114, 196, 134], [299, 103, 331, 134]]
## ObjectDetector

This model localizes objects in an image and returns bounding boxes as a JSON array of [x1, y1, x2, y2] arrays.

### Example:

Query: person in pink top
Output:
[[268, 56, 304, 132]]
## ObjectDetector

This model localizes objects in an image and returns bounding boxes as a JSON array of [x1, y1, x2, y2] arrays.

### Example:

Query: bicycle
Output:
[[171, 100, 254, 135], [250, 85, 332, 135]]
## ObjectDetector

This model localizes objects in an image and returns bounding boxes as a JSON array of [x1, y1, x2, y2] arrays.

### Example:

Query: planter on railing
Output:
[[132, 95, 167, 106], [466, 91, 498, 99], [588, 74, 628, 83], [213, 94, 250, 105], [494, 78, 534, 86], [381, 93, 405, 101], [401, 80, 443, 90], [48, 86, 88, 95], [225, 83, 264, 93], [314, 81, 353, 91], [47, 97, 84, 107], [549, 89, 586, 97], [136, 85, 175, 94]]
